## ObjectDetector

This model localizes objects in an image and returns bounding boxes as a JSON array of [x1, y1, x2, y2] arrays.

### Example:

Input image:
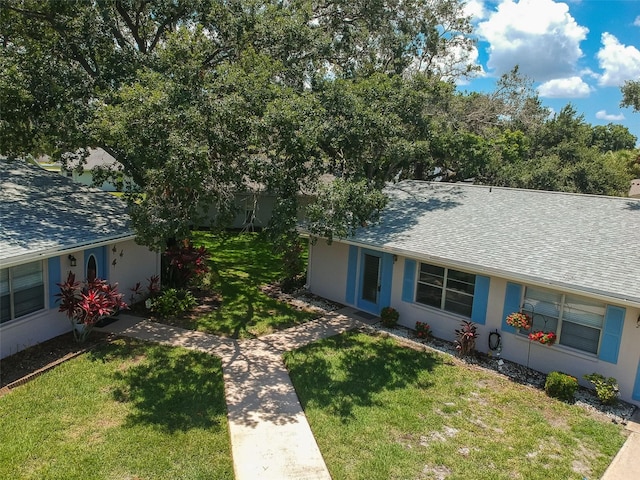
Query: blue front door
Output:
[[357, 252, 381, 313], [355, 249, 393, 315], [633, 356, 640, 402]]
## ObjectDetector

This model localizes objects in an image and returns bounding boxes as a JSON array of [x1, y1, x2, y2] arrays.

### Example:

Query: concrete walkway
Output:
[[600, 409, 640, 480], [98, 311, 640, 480], [97, 309, 364, 480]]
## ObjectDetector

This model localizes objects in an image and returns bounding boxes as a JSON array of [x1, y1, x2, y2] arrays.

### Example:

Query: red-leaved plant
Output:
[[454, 320, 478, 357], [56, 271, 127, 342], [164, 240, 209, 288]]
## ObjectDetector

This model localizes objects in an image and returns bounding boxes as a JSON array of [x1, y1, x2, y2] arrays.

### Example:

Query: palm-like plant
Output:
[[56, 272, 127, 342]]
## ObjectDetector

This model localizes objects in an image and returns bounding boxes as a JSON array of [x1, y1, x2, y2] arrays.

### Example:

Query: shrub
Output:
[[150, 289, 197, 318], [380, 307, 399, 328], [584, 373, 619, 405], [545, 371, 578, 402], [415, 321, 432, 339], [454, 320, 478, 357], [129, 275, 161, 306], [57, 271, 127, 342], [164, 240, 210, 288]]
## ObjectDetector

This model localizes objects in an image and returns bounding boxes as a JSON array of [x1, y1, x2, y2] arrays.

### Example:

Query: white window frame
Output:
[[0, 260, 46, 324], [415, 263, 476, 317], [521, 286, 605, 355]]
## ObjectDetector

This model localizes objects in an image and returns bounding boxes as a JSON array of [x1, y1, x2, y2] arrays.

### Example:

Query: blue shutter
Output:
[[378, 253, 394, 310], [402, 259, 416, 303], [599, 305, 625, 364], [345, 245, 358, 305], [47, 256, 61, 310], [501, 282, 523, 333], [471, 275, 490, 325], [633, 359, 640, 401]]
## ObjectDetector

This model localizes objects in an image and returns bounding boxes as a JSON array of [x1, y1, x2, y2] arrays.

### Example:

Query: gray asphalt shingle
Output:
[[1, 160, 133, 263], [350, 180, 640, 305]]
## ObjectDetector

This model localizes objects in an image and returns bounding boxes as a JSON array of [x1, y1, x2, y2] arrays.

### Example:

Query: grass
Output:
[[0, 338, 233, 480], [181, 231, 317, 338], [284, 332, 627, 480]]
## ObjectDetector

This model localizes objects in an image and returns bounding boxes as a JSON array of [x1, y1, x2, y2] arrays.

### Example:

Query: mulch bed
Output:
[[1, 331, 110, 390]]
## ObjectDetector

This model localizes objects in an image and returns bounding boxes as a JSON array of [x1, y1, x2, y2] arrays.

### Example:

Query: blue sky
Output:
[[459, 0, 640, 144]]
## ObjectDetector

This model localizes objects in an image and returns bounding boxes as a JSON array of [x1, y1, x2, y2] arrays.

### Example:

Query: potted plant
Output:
[[528, 330, 556, 345], [505, 312, 532, 331], [56, 271, 127, 342], [380, 306, 399, 328]]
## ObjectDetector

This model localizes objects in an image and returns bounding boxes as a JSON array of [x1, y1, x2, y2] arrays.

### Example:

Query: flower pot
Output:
[[73, 322, 87, 334]]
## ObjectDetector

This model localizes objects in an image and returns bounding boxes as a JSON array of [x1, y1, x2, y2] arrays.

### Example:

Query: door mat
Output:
[[354, 310, 376, 320], [95, 316, 119, 328]]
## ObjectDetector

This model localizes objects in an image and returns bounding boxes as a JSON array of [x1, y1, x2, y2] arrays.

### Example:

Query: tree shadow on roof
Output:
[[356, 182, 465, 241]]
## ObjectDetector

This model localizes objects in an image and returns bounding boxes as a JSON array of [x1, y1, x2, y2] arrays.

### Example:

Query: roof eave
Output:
[[0, 233, 137, 269], [312, 234, 640, 309]]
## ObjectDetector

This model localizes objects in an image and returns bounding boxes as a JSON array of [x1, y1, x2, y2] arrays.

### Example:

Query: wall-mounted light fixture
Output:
[[68, 254, 77, 267], [393, 255, 398, 263]]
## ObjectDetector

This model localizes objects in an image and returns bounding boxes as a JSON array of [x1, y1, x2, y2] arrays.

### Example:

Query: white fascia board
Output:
[[0, 234, 137, 270]]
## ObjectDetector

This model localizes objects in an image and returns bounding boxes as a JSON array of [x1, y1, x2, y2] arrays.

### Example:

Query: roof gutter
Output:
[[0, 233, 137, 270], [311, 235, 640, 310]]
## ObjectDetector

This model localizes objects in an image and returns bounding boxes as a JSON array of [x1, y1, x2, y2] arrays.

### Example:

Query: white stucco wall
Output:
[[307, 243, 640, 406], [1, 239, 159, 360], [307, 240, 349, 304]]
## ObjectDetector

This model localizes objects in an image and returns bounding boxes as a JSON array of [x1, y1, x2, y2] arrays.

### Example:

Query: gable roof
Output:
[[348, 180, 640, 306], [0, 160, 133, 267]]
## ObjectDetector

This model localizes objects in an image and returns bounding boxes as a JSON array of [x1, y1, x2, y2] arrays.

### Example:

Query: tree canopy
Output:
[[1, 0, 637, 250]]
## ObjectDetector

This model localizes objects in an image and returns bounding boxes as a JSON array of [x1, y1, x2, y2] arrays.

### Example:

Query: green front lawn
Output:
[[184, 231, 317, 338], [0, 339, 233, 480], [284, 332, 627, 480]]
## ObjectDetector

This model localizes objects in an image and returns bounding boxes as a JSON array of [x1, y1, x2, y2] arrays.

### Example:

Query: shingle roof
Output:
[[0, 160, 133, 264], [350, 180, 640, 305]]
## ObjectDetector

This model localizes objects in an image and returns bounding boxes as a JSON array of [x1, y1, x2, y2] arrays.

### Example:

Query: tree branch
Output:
[[115, 0, 147, 53]]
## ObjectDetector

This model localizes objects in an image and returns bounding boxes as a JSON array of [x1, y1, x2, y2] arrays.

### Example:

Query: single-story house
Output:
[[37, 148, 129, 192], [0, 160, 160, 359], [306, 180, 640, 405]]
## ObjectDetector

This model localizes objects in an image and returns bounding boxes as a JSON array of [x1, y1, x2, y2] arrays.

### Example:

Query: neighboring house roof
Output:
[[0, 160, 133, 266], [36, 148, 122, 172], [346, 180, 640, 306], [68, 148, 122, 171]]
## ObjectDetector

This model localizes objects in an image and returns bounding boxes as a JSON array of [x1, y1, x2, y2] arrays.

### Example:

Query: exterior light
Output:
[[68, 254, 77, 267]]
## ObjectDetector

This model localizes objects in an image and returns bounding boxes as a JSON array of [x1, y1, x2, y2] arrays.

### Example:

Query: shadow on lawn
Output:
[[90, 339, 227, 433], [285, 332, 442, 423]]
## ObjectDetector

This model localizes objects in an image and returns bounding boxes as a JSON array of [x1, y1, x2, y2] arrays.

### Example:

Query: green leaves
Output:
[[305, 178, 388, 242]]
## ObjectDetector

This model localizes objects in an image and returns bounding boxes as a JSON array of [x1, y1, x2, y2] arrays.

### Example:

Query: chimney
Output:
[[630, 179, 640, 198]]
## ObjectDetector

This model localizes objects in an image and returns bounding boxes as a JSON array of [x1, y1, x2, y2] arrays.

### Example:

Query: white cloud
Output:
[[595, 110, 625, 121], [537, 76, 591, 98], [476, 0, 588, 81], [634, 16, 640, 27], [597, 33, 640, 86], [464, 0, 488, 21], [410, 35, 483, 82]]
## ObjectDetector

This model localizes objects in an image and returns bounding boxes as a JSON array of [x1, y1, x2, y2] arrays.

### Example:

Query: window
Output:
[[416, 263, 476, 317], [0, 261, 45, 324], [522, 286, 605, 354]]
